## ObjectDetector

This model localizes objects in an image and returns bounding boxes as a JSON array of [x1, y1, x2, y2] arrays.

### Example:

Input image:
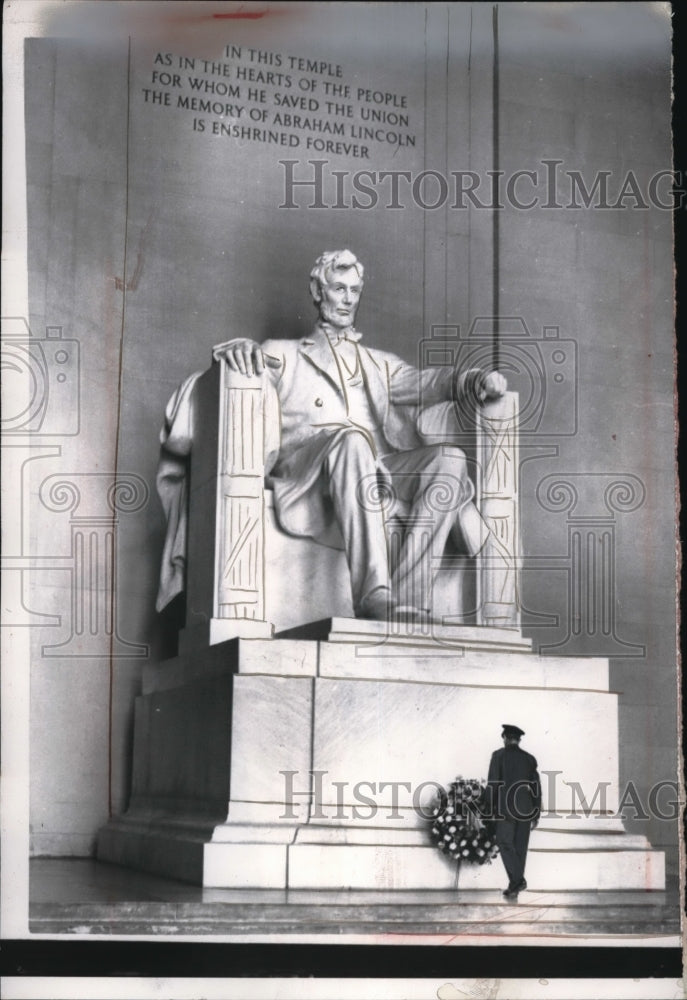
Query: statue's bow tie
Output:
[[320, 324, 362, 345]]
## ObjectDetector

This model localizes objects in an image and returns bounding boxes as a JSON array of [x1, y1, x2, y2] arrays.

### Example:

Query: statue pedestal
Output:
[[98, 624, 665, 891], [102, 363, 667, 893]]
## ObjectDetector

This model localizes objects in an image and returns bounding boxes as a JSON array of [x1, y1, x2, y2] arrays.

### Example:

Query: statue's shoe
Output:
[[392, 605, 433, 624], [356, 587, 394, 620], [356, 590, 432, 624]]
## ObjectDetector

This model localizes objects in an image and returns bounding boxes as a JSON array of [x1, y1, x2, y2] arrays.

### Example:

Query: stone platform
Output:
[[30, 860, 680, 940], [97, 622, 665, 893]]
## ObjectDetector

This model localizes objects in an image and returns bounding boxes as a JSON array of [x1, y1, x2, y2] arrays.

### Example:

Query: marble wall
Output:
[[496, 2, 675, 866]]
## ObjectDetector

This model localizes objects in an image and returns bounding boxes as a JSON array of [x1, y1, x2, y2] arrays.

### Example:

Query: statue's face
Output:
[[318, 267, 363, 330]]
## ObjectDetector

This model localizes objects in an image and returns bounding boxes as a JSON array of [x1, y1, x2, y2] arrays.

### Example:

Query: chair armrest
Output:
[[475, 391, 521, 627], [220, 364, 282, 476]]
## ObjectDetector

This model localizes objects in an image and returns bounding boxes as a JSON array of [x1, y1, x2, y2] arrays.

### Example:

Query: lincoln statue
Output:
[[156, 249, 507, 623]]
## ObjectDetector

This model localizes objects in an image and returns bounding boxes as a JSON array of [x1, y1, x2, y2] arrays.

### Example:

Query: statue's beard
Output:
[[319, 303, 358, 331]]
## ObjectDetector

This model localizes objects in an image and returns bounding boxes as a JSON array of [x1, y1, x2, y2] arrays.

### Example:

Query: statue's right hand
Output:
[[212, 339, 282, 377]]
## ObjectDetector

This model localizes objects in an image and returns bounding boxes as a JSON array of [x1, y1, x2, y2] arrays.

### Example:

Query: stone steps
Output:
[[30, 894, 680, 937], [31, 860, 679, 939]]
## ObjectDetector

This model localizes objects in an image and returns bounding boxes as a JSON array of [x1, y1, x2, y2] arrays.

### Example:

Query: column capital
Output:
[[536, 473, 645, 519], [39, 472, 149, 520]]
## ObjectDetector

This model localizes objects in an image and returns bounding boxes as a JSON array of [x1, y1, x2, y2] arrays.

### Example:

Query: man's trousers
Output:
[[495, 819, 532, 888]]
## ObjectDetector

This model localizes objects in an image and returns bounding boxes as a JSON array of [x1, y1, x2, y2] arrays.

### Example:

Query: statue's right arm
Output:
[[155, 371, 204, 612], [212, 338, 283, 378]]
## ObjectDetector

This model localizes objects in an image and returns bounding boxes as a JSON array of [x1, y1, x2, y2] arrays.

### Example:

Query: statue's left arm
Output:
[[387, 354, 506, 407]]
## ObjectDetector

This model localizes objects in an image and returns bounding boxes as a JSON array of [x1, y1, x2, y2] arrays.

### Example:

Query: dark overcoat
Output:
[[487, 745, 542, 822]]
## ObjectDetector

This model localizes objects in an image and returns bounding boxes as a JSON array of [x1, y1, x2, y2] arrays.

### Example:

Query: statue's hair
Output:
[[309, 249, 364, 303]]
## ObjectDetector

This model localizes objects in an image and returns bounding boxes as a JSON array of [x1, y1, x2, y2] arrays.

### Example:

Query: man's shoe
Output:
[[503, 884, 520, 899], [516, 878, 527, 892]]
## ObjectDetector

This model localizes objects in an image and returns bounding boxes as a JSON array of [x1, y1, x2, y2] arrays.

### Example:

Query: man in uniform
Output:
[[487, 723, 541, 899]]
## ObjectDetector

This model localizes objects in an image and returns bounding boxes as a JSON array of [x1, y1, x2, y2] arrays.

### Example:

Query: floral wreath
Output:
[[429, 776, 499, 865]]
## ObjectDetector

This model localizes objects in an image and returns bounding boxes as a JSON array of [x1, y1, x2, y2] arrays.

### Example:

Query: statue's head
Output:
[[310, 249, 364, 331]]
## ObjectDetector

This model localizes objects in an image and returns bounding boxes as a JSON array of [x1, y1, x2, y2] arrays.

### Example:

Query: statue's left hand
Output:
[[481, 370, 507, 400]]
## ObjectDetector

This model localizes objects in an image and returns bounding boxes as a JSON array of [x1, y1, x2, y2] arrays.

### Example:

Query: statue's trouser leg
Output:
[[383, 445, 472, 612], [322, 429, 391, 611]]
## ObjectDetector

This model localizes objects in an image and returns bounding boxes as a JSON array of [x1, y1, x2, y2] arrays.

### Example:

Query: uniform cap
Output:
[[502, 724, 525, 738]]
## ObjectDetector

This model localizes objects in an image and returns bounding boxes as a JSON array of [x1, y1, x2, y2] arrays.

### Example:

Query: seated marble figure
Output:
[[156, 249, 507, 623]]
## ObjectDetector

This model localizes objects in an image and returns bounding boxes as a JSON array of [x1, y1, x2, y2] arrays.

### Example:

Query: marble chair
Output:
[[177, 359, 520, 651]]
